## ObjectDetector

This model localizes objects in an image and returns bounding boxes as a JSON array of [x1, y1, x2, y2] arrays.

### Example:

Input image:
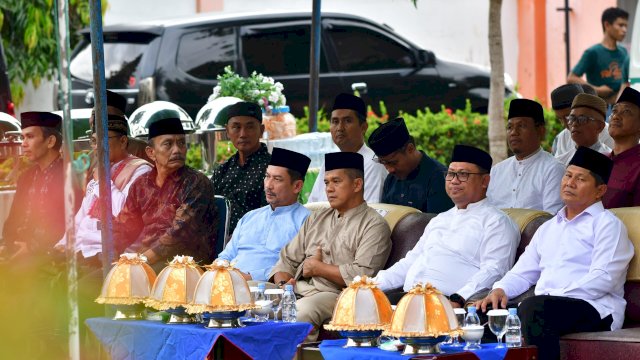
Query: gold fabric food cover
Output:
[[325, 275, 393, 331], [384, 283, 459, 338], [95, 253, 157, 305], [145, 255, 204, 310], [186, 259, 256, 313]]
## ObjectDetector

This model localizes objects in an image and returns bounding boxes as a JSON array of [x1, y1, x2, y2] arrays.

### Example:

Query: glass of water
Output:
[[487, 309, 509, 348], [265, 288, 284, 322], [451, 308, 466, 347]]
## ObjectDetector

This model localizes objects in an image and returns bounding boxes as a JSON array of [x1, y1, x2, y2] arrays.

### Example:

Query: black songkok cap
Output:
[[148, 112, 185, 139], [91, 114, 129, 135], [568, 146, 613, 184], [270, 147, 311, 177], [332, 93, 366, 119], [226, 101, 262, 123], [616, 87, 640, 108], [21, 111, 62, 130], [450, 144, 492, 172], [508, 98, 545, 125], [550, 84, 583, 110], [325, 152, 364, 172], [106, 90, 127, 114], [368, 117, 411, 157]]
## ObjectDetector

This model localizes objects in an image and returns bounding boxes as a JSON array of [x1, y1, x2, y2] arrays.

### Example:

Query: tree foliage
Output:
[[0, 0, 106, 104]]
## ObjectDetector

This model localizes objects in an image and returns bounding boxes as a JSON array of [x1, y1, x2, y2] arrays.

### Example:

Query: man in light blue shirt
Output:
[[218, 147, 311, 281]]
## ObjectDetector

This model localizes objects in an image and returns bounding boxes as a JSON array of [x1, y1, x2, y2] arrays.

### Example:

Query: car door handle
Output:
[[448, 83, 458, 88], [351, 82, 368, 95]]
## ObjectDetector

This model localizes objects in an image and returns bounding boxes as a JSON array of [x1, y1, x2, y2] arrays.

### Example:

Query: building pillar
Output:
[[518, 0, 549, 106]]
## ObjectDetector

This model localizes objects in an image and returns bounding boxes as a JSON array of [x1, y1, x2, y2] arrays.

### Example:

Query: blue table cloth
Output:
[[319, 339, 509, 360], [86, 318, 312, 360]]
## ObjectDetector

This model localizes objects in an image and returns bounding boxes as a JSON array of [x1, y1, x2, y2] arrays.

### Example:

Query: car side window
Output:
[[177, 27, 236, 80], [327, 24, 414, 72], [241, 24, 327, 75]]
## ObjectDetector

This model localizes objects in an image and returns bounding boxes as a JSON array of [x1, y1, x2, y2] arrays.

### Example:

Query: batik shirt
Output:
[[211, 143, 271, 233], [3, 157, 66, 254], [113, 166, 218, 264]]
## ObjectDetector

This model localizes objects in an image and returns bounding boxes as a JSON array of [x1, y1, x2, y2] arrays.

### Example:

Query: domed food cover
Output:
[[95, 253, 157, 305], [325, 275, 393, 331], [384, 283, 459, 338], [186, 259, 256, 313], [129, 101, 195, 138], [146, 255, 203, 310], [195, 96, 243, 130]]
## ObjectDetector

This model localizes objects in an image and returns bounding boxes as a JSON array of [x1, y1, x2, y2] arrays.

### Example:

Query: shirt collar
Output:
[[557, 201, 604, 223], [515, 147, 542, 165], [454, 197, 488, 213], [333, 201, 368, 219], [231, 143, 269, 167], [270, 202, 302, 214], [610, 143, 640, 160]]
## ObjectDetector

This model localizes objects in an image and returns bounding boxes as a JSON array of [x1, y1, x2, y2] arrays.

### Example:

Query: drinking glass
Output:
[[451, 308, 466, 347], [265, 288, 284, 322], [487, 309, 509, 348]]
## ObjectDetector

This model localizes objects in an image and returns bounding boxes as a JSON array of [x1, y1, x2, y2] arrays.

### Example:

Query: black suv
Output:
[[69, 11, 512, 118], [0, 41, 14, 117]]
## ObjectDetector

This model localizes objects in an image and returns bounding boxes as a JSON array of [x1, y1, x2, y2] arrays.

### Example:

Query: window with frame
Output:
[[177, 27, 236, 80], [327, 24, 414, 72]]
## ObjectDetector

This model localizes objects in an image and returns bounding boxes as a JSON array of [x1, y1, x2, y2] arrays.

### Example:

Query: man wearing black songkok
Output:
[[271, 151, 391, 341], [480, 146, 634, 360], [113, 112, 218, 271], [1, 112, 68, 261], [368, 117, 452, 213]]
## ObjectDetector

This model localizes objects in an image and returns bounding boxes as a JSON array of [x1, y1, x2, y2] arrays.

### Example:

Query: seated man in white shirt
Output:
[[217, 148, 311, 281], [55, 114, 152, 275], [551, 83, 614, 156], [478, 146, 633, 360], [488, 98, 565, 214], [307, 93, 387, 203], [374, 145, 520, 308], [555, 93, 611, 166]]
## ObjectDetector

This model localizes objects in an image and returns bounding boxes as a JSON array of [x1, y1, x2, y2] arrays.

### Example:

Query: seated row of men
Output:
[[0, 90, 637, 359]]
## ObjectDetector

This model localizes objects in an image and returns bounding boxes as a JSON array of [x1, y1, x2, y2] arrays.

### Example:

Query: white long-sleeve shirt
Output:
[[555, 141, 611, 166], [307, 144, 388, 203], [57, 159, 151, 258], [493, 202, 633, 330], [375, 198, 519, 299], [487, 148, 565, 214]]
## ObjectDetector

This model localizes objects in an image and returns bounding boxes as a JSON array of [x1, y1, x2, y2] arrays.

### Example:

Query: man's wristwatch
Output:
[[449, 293, 466, 307]]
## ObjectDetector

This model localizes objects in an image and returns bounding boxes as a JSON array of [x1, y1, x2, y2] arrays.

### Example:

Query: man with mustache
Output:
[[487, 99, 565, 213], [54, 111, 152, 275], [113, 112, 218, 271], [478, 147, 633, 360], [603, 87, 640, 208], [374, 145, 519, 308], [271, 152, 391, 341], [218, 148, 311, 281], [367, 117, 453, 213], [555, 93, 611, 166], [307, 93, 387, 203]]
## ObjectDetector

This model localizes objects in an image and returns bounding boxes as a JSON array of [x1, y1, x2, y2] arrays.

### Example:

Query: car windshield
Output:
[[70, 41, 149, 88]]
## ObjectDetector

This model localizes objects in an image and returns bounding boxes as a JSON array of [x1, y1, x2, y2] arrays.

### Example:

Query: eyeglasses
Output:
[[372, 155, 400, 166], [566, 114, 602, 126], [90, 135, 122, 146], [443, 170, 487, 182]]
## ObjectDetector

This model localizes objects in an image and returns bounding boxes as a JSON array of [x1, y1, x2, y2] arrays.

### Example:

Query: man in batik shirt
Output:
[[113, 112, 218, 271], [211, 101, 271, 234]]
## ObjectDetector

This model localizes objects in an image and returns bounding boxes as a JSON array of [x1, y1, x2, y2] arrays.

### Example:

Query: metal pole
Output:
[[88, 0, 114, 278], [564, 0, 571, 76], [308, 0, 322, 132], [54, 0, 79, 358], [557, 1, 572, 76]]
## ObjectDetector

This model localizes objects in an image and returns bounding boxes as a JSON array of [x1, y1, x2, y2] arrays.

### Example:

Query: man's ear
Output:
[[145, 146, 155, 162], [595, 184, 607, 200], [46, 134, 57, 150], [353, 177, 364, 193], [482, 174, 491, 189], [293, 179, 304, 194]]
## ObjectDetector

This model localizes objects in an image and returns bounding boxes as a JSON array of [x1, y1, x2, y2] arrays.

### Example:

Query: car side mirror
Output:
[[418, 49, 436, 67]]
